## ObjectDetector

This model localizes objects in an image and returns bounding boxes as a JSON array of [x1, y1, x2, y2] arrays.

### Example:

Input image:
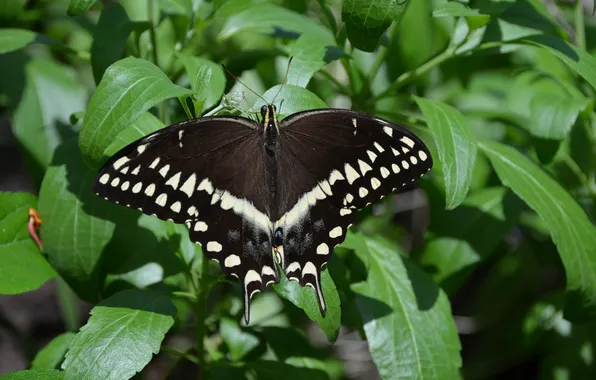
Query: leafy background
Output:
[[1, 0, 596, 379]]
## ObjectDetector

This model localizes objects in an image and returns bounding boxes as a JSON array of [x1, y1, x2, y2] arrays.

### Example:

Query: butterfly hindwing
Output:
[[94, 117, 280, 321], [275, 109, 433, 312]]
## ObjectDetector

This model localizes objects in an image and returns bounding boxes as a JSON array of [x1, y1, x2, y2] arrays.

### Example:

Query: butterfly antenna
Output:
[[271, 56, 293, 105], [222, 64, 269, 105]]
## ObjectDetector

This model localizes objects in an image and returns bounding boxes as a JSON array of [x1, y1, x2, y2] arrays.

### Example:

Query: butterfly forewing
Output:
[[93, 117, 280, 322], [275, 109, 433, 312]]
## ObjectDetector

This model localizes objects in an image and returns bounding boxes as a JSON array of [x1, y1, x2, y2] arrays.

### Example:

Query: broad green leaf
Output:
[[414, 96, 477, 209], [220, 317, 260, 361], [32, 332, 76, 370], [528, 93, 592, 140], [433, 2, 487, 17], [342, 0, 409, 52], [62, 290, 176, 380], [91, 3, 137, 83], [158, 0, 193, 15], [38, 139, 118, 301], [349, 234, 462, 379], [273, 269, 341, 343], [422, 187, 524, 293], [12, 57, 86, 169], [0, 370, 63, 380], [0, 29, 36, 53], [67, 0, 97, 16], [0, 192, 55, 294], [254, 85, 327, 119], [105, 112, 165, 156], [520, 35, 596, 93], [79, 57, 191, 169], [177, 54, 226, 112], [218, 3, 332, 42], [287, 34, 343, 88], [479, 141, 596, 309]]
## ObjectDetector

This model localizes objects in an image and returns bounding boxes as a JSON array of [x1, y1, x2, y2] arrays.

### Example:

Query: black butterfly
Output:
[[94, 105, 433, 323]]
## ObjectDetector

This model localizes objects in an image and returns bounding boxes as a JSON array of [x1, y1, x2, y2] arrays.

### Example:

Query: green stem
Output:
[[575, 0, 586, 50], [372, 47, 455, 102], [147, 0, 166, 123], [367, 23, 398, 84], [56, 278, 80, 331], [561, 154, 596, 197], [316, 0, 338, 38], [316, 70, 352, 96], [162, 346, 199, 364]]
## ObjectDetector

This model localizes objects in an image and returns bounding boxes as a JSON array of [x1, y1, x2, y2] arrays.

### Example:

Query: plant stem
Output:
[[371, 47, 455, 102], [316, 69, 351, 96], [575, 0, 586, 50], [56, 278, 80, 331], [367, 23, 398, 84], [162, 346, 199, 364], [147, 0, 166, 123]]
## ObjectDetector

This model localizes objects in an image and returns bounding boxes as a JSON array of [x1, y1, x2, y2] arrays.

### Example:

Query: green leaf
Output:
[[105, 112, 165, 156], [32, 332, 76, 370], [520, 35, 596, 92], [422, 187, 524, 293], [528, 93, 592, 140], [38, 139, 118, 301], [273, 268, 341, 343], [342, 0, 409, 52], [218, 3, 333, 42], [414, 96, 477, 209], [79, 57, 192, 169], [0, 192, 55, 294], [62, 290, 176, 379], [253, 85, 327, 119], [0, 0, 27, 20], [0, 29, 36, 54], [479, 141, 596, 309], [287, 34, 343, 88], [67, 0, 97, 16], [433, 2, 486, 17], [220, 317, 260, 361], [349, 234, 462, 379], [0, 370, 63, 380], [90, 3, 138, 83], [12, 57, 86, 169], [177, 54, 226, 112]]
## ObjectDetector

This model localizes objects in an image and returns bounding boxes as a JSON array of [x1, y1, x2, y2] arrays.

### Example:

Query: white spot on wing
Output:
[[137, 144, 147, 154], [110, 177, 120, 187], [194, 221, 208, 231], [344, 163, 360, 184], [374, 142, 385, 153], [207, 241, 222, 252], [165, 172, 181, 189], [391, 147, 400, 156], [220, 191, 236, 210], [340, 208, 352, 216], [319, 180, 332, 196], [380, 167, 390, 178], [132, 182, 143, 193], [197, 178, 214, 195], [359, 187, 369, 198], [358, 159, 372, 175], [410, 156, 418, 165], [156, 193, 168, 206], [132, 166, 141, 175], [149, 157, 160, 169], [329, 227, 342, 239], [286, 262, 301, 274], [145, 183, 156, 196], [419, 151, 428, 161], [329, 170, 345, 185], [159, 164, 170, 178], [316, 243, 329, 255], [180, 174, 196, 197], [113, 157, 129, 170], [344, 193, 354, 205], [121, 181, 130, 191], [120, 166, 129, 174], [402, 147, 410, 154], [170, 201, 181, 213], [392, 164, 400, 174], [371, 177, 381, 190], [225, 254, 241, 267], [402, 160, 410, 169], [99, 174, 109, 184], [401, 136, 415, 148], [383, 126, 393, 137], [367, 150, 377, 163]]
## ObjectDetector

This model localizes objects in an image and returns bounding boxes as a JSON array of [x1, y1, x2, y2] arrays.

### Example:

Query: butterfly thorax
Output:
[[261, 104, 279, 154]]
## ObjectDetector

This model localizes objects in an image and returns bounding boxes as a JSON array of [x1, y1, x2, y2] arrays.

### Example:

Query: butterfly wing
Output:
[[274, 109, 433, 314], [93, 117, 279, 322]]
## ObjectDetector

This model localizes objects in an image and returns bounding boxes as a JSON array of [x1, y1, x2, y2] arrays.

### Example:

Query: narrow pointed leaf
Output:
[[32, 332, 76, 370], [415, 96, 477, 209], [480, 141, 596, 308]]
